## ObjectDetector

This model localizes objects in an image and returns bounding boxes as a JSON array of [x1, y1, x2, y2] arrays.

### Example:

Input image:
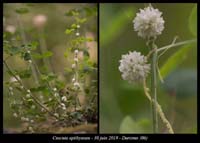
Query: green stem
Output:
[[157, 39, 196, 52], [151, 43, 158, 133], [3, 60, 58, 119]]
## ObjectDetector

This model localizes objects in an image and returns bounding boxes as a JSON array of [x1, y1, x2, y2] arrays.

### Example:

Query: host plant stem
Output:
[[151, 42, 158, 133]]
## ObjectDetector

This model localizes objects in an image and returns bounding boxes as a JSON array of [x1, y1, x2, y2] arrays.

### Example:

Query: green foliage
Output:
[[119, 116, 142, 133], [100, 6, 135, 46], [119, 116, 151, 133], [15, 8, 29, 14], [18, 68, 32, 79], [160, 45, 193, 78], [4, 4, 97, 133], [32, 51, 53, 59], [189, 5, 197, 37], [40, 73, 57, 82]]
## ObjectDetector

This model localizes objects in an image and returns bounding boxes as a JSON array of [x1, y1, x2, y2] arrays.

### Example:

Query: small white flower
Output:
[[74, 82, 80, 88], [61, 96, 67, 102], [133, 5, 164, 39], [72, 63, 76, 69], [13, 113, 18, 118], [119, 51, 150, 83], [10, 92, 14, 95], [61, 103, 65, 107], [20, 85, 24, 89], [28, 126, 33, 131], [74, 49, 79, 54], [74, 58, 78, 62], [54, 93, 59, 97], [76, 32, 80, 36], [49, 98, 52, 101], [21, 117, 26, 121], [25, 118, 29, 122], [27, 50, 31, 53], [41, 108, 45, 112], [72, 77, 76, 82], [31, 105, 36, 109], [28, 60, 32, 64], [30, 120, 34, 123], [9, 87, 13, 91], [62, 106, 66, 110], [27, 90, 31, 93], [53, 88, 57, 91], [54, 113, 59, 117], [77, 25, 80, 28], [26, 94, 31, 98], [10, 75, 20, 83]]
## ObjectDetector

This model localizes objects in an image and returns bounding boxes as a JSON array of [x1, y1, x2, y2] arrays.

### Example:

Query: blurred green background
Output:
[[3, 3, 97, 130], [100, 3, 197, 133]]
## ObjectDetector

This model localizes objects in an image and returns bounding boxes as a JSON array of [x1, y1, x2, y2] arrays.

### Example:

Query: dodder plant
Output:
[[118, 4, 196, 133], [3, 5, 97, 133]]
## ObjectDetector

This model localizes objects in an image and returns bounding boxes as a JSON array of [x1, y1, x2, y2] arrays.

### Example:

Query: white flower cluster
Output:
[[133, 5, 164, 39], [72, 50, 80, 89], [119, 51, 150, 83]]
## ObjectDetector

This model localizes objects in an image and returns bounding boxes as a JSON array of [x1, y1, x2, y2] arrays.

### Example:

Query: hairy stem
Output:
[[151, 43, 158, 133], [3, 60, 58, 119], [143, 79, 174, 133]]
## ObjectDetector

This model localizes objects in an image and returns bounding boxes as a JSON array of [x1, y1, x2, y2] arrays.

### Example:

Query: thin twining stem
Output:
[[157, 39, 196, 52], [158, 36, 179, 59], [147, 38, 196, 59], [143, 79, 174, 133], [3, 60, 59, 120]]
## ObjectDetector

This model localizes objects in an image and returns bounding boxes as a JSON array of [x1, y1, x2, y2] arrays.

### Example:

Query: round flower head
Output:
[[119, 51, 150, 83], [133, 5, 164, 39]]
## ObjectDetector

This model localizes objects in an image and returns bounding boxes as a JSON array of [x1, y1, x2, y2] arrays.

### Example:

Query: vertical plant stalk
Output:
[[151, 42, 158, 133], [38, 28, 53, 72], [17, 15, 39, 85], [143, 79, 174, 133]]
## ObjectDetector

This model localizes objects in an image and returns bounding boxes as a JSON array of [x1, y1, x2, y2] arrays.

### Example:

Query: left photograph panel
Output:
[[3, 3, 98, 133]]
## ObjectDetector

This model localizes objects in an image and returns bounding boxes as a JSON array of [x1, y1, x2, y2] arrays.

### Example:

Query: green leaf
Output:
[[41, 73, 57, 82], [19, 68, 32, 78], [9, 46, 22, 55], [189, 5, 197, 37], [32, 51, 53, 59], [32, 53, 43, 59], [83, 7, 97, 16], [160, 45, 192, 78], [42, 51, 53, 58], [119, 116, 142, 133], [71, 24, 77, 29], [75, 17, 87, 24], [15, 8, 29, 14], [100, 6, 136, 47], [65, 28, 75, 34], [23, 52, 31, 61], [30, 86, 48, 93], [83, 49, 90, 58], [27, 41, 38, 50], [65, 9, 79, 16]]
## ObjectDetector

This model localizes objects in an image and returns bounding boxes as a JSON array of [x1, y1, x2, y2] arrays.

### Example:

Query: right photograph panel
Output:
[[100, 3, 197, 133]]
